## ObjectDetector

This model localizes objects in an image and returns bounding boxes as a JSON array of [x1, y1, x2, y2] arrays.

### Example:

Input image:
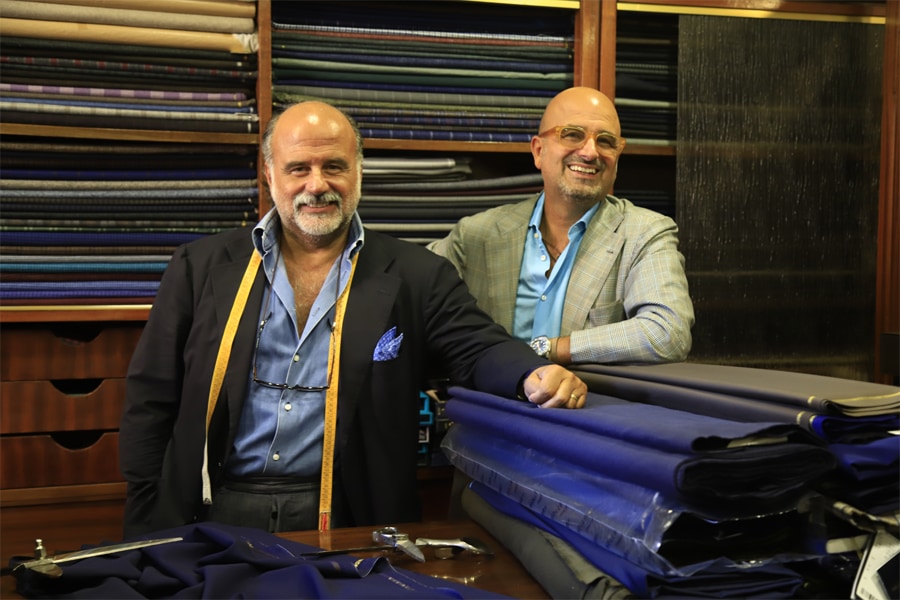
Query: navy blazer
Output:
[[120, 226, 545, 538]]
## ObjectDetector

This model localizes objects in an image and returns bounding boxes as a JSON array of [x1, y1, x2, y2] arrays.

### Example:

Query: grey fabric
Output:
[[461, 485, 632, 600]]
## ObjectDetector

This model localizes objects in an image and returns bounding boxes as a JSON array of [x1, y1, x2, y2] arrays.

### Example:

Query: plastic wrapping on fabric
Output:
[[444, 387, 835, 507], [442, 424, 815, 578]]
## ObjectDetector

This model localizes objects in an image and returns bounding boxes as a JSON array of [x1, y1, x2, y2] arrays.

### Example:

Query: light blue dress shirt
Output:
[[512, 193, 599, 342], [227, 209, 364, 478]]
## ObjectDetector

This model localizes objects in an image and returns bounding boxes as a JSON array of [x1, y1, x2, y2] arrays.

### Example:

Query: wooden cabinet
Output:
[[0, 320, 144, 561]]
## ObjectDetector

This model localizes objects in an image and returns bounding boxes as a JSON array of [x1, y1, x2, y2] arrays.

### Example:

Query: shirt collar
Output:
[[528, 193, 604, 235], [252, 208, 366, 259]]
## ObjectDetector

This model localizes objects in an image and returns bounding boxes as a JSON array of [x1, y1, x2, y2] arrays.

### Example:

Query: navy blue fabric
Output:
[[468, 483, 811, 599], [9, 522, 509, 599], [442, 424, 816, 575], [444, 387, 835, 506]]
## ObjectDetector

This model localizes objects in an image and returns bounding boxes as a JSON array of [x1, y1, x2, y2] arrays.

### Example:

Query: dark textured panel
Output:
[[677, 15, 882, 380]]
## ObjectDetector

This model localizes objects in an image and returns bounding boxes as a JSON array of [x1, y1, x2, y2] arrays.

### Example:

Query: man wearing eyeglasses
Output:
[[429, 86, 694, 366], [119, 100, 588, 539]]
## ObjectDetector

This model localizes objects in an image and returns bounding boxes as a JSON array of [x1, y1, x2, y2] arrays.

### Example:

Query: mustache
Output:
[[294, 191, 342, 207]]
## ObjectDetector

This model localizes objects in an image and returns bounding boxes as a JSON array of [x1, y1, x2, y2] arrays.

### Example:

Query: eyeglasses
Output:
[[538, 125, 624, 156], [252, 281, 335, 392]]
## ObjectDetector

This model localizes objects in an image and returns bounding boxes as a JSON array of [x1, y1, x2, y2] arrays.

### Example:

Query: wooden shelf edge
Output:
[[0, 305, 152, 323], [0, 482, 127, 508], [458, 0, 580, 9], [618, 1, 886, 23], [0, 123, 258, 144]]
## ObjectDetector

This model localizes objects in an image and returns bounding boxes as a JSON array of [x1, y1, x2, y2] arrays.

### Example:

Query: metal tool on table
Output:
[[9, 537, 184, 578], [415, 536, 493, 557], [301, 526, 425, 562]]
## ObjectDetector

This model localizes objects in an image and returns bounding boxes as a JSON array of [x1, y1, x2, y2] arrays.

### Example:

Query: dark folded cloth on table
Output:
[[7, 522, 510, 599]]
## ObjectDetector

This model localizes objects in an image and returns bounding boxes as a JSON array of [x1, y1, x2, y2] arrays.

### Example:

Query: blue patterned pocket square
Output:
[[373, 326, 404, 362]]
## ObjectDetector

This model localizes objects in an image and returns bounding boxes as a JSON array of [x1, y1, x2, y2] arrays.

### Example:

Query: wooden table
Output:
[[279, 520, 550, 599], [1, 520, 550, 599]]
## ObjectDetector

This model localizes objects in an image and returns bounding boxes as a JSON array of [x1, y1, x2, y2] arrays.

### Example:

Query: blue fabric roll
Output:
[[444, 387, 835, 506]]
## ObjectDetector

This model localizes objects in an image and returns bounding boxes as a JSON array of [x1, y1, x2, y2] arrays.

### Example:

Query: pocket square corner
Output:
[[373, 326, 404, 362]]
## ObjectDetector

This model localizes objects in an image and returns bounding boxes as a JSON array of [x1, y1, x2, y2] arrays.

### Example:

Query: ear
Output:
[[530, 136, 543, 170]]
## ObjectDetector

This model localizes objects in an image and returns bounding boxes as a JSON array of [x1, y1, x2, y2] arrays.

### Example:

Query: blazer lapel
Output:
[[208, 236, 266, 433], [562, 199, 625, 332], [482, 199, 534, 332], [336, 239, 401, 447]]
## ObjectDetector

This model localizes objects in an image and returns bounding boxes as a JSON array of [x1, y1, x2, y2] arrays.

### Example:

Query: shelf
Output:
[[0, 482, 127, 508], [624, 143, 676, 156], [618, 0, 886, 23], [459, 0, 580, 8], [0, 305, 152, 323], [0, 123, 258, 144]]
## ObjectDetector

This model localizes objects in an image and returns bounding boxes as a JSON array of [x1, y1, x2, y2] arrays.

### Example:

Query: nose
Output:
[[576, 135, 601, 160], [305, 167, 329, 194]]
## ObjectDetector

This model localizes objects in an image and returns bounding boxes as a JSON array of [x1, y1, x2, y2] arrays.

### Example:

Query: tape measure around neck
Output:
[[319, 252, 358, 532], [202, 250, 261, 504]]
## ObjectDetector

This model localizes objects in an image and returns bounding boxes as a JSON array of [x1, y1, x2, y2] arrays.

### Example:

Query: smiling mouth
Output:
[[568, 164, 599, 175]]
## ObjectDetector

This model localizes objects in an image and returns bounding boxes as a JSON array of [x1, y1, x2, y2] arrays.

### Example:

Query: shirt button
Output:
[[273, 452, 280, 461], [541, 254, 547, 261], [541, 295, 547, 301], [293, 354, 300, 362], [285, 403, 292, 411]]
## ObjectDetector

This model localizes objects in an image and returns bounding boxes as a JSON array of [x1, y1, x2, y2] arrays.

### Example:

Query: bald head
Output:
[[263, 101, 364, 168], [539, 87, 621, 136]]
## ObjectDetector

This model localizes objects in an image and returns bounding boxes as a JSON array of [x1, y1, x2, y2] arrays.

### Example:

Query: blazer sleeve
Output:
[[419, 251, 545, 399], [569, 213, 694, 364], [119, 243, 195, 536]]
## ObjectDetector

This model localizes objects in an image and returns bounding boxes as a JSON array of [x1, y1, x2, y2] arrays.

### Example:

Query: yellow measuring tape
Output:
[[202, 250, 261, 504], [319, 253, 358, 531], [202, 249, 357, 532]]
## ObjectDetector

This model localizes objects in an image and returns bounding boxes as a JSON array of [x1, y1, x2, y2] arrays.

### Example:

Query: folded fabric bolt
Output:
[[444, 387, 836, 507], [464, 483, 819, 600], [8, 522, 509, 599], [442, 423, 820, 575]]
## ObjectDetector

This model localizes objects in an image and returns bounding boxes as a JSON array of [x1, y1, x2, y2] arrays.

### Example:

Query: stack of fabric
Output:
[[359, 159, 542, 244], [0, 0, 259, 304], [615, 11, 678, 146], [574, 363, 900, 518], [441, 367, 898, 598], [268, 1, 573, 245], [270, 1, 574, 143]]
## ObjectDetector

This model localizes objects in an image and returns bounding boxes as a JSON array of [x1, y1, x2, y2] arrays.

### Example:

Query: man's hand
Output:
[[522, 365, 587, 409]]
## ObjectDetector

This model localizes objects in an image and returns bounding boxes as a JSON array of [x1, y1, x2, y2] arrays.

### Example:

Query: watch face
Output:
[[530, 336, 551, 357]]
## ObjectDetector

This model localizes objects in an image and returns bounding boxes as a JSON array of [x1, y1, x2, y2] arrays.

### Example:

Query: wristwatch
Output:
[[529, 335, 552, 359]]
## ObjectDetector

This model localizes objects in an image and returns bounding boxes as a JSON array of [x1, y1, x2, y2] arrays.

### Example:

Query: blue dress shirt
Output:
[[227, 210, 364, 478], [512, 193, 599, 342]]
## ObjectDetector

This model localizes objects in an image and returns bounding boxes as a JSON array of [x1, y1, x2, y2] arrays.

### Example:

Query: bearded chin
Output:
[[559, 180, 605, 204], [294, 211, 344, 237]]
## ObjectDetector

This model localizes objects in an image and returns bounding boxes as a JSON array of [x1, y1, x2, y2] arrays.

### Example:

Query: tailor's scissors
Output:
[[301, 526, 425, 562], [8, 537, 183, 578]]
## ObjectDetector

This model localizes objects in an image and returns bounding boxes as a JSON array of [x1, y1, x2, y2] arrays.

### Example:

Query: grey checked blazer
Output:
[[429, 195, 694, 364]]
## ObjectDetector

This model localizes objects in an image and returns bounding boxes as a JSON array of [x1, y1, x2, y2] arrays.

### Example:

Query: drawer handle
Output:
[[50, 379, 103, 395], [50, 431, 105, 451]]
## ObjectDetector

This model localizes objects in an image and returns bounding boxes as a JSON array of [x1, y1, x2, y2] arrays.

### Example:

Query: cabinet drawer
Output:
[[1, 379, 126, 434], [0, 324, 143, 381], [0, 432, 121, 488]]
